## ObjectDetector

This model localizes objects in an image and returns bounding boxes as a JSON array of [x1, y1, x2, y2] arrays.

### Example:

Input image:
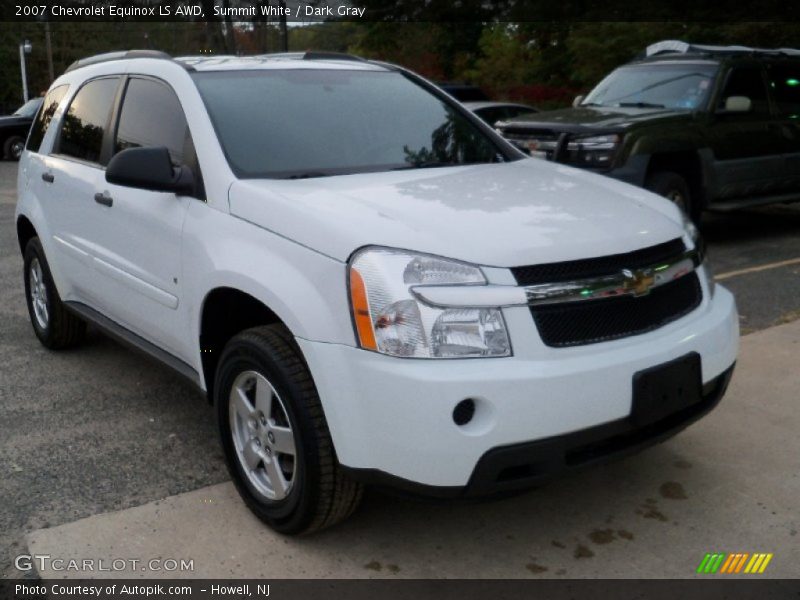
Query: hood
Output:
[[228, 159, 685, 268], [498, 105, 692, 133]]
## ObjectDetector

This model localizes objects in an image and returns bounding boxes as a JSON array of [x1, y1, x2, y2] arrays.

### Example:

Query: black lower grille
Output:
[[531, 273, 702, 347]]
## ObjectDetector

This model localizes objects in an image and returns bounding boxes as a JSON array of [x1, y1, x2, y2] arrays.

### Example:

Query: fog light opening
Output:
[[453, 398, 476, 426]]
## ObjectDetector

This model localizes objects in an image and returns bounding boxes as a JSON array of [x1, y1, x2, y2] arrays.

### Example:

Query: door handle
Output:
[[41, 172, 54, 183], [94, 192, 113, 207]]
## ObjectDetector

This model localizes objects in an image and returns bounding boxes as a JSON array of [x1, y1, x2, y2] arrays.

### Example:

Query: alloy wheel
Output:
[[229, 370, 297, 501], [29, 257, 49, 329]]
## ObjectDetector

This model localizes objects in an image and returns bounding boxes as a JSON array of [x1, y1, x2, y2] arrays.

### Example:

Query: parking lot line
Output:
[[715, 256, 800, 281]]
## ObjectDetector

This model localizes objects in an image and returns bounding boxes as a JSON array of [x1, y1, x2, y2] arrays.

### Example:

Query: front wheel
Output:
[[215, 324, 363, 534], [645, 170, 699, 222]]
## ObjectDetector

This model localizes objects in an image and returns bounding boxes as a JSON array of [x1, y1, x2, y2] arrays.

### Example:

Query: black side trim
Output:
[[64, 301, 201, 389], [342, 363, 735, 500]]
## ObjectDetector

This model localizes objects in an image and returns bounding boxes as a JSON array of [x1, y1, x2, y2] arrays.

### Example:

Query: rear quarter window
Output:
[[26, 85, 69, 153]]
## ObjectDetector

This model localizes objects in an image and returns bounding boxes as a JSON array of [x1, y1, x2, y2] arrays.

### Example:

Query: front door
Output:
[[707, 65, 786, 201], [89, 76, 198, 362]]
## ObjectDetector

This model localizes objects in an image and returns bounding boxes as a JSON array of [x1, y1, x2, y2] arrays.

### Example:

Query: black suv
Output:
[[496, 41, 800, 221]]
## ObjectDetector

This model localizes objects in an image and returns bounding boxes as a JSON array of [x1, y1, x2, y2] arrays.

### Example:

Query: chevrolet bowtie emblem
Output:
[[622, 268, 656, 297]]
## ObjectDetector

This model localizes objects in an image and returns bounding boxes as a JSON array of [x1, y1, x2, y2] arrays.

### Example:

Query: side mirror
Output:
[[106, 147, 195, 195], [720, 96, 752, 113], [573, 95, 585, 108]]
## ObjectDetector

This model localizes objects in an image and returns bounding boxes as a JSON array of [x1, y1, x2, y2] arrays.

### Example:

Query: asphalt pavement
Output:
[[27, 319, 800, 578], [1, 160, 799, 579]]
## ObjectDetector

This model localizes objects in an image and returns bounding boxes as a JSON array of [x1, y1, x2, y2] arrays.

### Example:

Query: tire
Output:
[[23, 238, 86, 349], [645, 170, 700, 222], [4, 136, 25, 161], [215, 324, 363, 534]]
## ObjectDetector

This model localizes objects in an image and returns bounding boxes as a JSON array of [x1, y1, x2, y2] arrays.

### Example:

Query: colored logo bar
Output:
[[696, 553, 773, 574]]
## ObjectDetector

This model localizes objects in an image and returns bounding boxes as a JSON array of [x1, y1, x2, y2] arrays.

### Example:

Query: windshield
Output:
[[582, 63, 719, 111], [192, 69, 506, 179], [13, 98, 43, 118]]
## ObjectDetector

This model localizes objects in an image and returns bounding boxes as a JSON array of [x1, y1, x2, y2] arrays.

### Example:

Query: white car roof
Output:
[[64, 51, 391, 76], [175, 54, 390, 72]]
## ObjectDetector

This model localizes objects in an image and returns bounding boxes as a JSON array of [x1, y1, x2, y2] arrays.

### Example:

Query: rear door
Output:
[[765, 60, 800, 194], [18, 84, 70, 288], [706, 64, 786, 200], [46, 76, 122, 303], [89, 76, 197, 361]]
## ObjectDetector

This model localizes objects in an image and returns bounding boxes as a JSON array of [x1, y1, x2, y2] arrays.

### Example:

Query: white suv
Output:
[[16, 50, 738, 534]]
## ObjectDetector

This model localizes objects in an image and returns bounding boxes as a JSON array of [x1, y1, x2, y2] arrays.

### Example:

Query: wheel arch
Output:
[[16, 215, 38, 255], [199, 286, 293, 402], [644, 150, 708, 210]]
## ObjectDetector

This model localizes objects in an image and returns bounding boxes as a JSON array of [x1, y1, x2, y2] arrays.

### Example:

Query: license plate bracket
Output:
[[631, 352, 702, 426]]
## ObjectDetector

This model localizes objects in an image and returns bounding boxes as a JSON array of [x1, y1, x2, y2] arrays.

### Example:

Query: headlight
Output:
[[682, 212, 700, 244], [566, 133, 621, 167], [348, 247, 512, 358], [681, 213, 714, 296]]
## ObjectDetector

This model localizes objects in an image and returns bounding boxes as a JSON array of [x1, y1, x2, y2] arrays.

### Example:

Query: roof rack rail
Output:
[[302, 51, 366, 62], [644, 40, 800, 58], [64, 50, 194, 74]]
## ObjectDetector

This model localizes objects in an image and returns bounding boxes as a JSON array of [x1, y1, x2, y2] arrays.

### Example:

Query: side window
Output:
[[58, 77, 119, 164], [114, 78, 190, 166], [26, 84, 69, 152], [768, 63, 800, 119], [719, 67, 769, 114]]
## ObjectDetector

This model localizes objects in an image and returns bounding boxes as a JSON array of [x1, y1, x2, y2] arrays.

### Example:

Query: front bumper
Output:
[[297, 283, 738, 491], [344, 364, 733, 498]]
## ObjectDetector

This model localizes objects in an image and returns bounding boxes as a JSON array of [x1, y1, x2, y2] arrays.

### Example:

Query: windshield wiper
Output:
[[285, 172, 329, 180], [617, 102, 665, 108], [391, 161, 461, 171]]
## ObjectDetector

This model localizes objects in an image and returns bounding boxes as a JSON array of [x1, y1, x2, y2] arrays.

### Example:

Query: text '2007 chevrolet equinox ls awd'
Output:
[[16, 50, 738, 534]]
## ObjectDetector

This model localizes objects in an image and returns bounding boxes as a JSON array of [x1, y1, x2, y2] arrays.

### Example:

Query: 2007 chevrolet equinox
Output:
[[16, 50, 738, 533]]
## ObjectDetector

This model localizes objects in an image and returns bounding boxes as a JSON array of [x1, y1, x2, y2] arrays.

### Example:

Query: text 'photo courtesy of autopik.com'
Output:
[[1, 0, 799, 599]]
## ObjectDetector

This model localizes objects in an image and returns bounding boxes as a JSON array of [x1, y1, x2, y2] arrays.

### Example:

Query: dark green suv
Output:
[[496, 40, 800, 221]]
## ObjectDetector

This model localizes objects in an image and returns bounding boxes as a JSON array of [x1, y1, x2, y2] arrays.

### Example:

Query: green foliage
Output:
[[1, 20, 799, 114], [0, 22, 214, 111], [464, 24, 533, 95], [288, 22, 362, 53], [564, 23, 688, 89]]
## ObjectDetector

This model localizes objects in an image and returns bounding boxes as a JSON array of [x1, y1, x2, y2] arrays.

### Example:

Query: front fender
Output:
[[181, 201, 356, 376], [623, 120, 707, 160]]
